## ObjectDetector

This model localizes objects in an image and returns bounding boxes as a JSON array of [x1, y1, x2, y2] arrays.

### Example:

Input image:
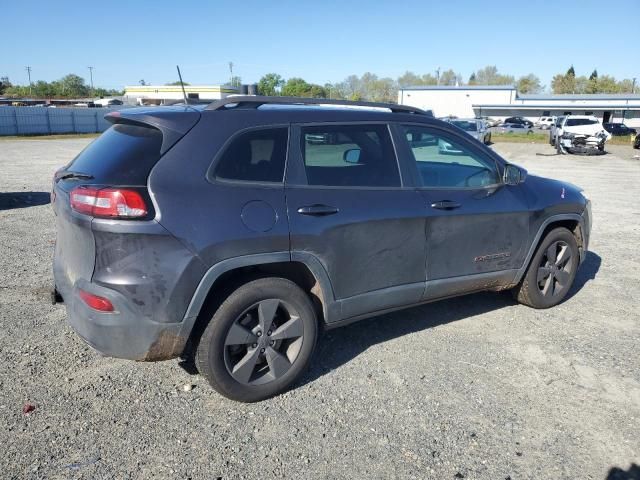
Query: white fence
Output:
[[0, 106, 131, 136]]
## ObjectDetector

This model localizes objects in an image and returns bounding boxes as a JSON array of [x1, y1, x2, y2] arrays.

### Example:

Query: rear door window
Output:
[[300, 124, 400, 187], [65, 124, 162, 185]]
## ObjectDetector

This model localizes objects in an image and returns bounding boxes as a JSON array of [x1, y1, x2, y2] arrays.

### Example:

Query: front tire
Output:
[[513, 227, 579, 308], [196, 278, 318, 402]]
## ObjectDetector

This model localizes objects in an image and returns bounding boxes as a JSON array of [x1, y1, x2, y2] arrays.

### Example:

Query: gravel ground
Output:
[[0, 138, 639, 480]]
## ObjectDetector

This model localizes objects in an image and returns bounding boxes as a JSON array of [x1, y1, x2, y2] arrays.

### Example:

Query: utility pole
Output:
[[633, 77, 637, 94], [88, 66, 94, 95], [25, 66, 32, 95], [436, 67, 441, 86], [228, 61, 234, 86]]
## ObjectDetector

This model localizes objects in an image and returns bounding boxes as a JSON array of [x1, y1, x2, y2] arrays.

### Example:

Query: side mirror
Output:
[[343, 148, 361, 164], [503, 164, 526, 185]]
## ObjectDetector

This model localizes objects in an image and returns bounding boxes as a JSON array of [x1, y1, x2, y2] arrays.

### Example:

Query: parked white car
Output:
[[536, 116, 555, 129], [555, 115, 612, 155], [556, 116, 611, 139]]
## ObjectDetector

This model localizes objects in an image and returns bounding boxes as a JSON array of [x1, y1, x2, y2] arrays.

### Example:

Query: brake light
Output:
[[78, 289, 114, 312], [70, 186, 148, 218]]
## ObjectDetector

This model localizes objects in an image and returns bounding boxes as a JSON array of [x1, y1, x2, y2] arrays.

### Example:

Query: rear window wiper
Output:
[[57, 171, 94, 181]]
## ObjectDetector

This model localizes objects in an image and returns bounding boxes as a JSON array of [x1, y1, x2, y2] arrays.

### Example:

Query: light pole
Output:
[[88, 66, 94, 96], [25, 66, 32, 95]]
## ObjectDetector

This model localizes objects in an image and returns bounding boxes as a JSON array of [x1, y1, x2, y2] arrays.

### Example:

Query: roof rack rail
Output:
[[204, 95, 430, 115]]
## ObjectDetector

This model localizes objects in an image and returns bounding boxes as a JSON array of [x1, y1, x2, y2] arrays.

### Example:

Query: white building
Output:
[[399, 85, 640, 127], [123, 84, 238, 106]]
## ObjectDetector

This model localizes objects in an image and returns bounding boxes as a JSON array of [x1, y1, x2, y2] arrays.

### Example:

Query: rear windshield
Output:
[[66, 124, 163, 185], [565, 118, 598, 127]]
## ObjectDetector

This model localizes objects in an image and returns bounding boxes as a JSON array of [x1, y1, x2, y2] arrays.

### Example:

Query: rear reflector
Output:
[[70, 186, 148, 218], [78, 289, 114, 312]]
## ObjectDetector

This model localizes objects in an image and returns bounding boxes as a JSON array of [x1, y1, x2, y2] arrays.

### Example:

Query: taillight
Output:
[[78, 289, 114, 312], [70, 186, 148, 219]]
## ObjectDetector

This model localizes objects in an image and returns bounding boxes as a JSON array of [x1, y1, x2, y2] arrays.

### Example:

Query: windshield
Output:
[[65, 124, 163, 185], [565, 118, 598, 127], [450, 120, 477, 132]]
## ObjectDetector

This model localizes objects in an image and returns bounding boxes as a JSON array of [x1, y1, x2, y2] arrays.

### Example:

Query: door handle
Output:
[[431, 200, 461, 210], [297, 204, 339, 216]]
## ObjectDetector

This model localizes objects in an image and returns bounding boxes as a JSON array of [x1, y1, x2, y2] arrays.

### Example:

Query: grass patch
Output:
[[491, 132, 548, 144], [607, 135, 637, 146], [0, 133, 100, 141]]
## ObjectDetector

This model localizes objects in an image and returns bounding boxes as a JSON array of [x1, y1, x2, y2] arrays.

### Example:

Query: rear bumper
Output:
[[61, 279, 187, 361]]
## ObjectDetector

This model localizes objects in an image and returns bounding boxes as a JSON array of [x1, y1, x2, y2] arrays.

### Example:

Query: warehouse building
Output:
[[123, 84, 239, 105], [398, 85, 640, 127]]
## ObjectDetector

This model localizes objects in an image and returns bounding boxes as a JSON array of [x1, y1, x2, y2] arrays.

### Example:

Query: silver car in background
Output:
[[497, 123, 534, 134], [447, 118, 492, 144]]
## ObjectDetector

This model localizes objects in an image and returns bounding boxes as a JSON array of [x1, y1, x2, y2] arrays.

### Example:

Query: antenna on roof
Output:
[[176, 65, 188, 104]]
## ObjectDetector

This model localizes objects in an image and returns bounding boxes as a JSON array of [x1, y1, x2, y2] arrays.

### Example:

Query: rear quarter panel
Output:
[[148, 111, 290, 266]]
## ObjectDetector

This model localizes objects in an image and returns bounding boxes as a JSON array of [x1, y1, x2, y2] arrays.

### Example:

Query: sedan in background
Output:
[[497, 123, 534, 134], [504, 116, 534, 128], [603, 123, 637, 136]]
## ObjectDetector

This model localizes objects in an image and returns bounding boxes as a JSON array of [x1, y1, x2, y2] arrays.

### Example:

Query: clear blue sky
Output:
[[3, 0, 638, 90]]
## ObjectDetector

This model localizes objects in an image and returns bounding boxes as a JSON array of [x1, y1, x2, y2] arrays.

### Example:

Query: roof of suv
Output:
[[105, 97, 441, 151]]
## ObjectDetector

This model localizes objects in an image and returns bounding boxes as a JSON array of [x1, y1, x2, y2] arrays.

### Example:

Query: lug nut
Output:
[[270, 340, 275, 346], [267, 330, 272, 336], [260, 348, 265, 353], [252, 343, 257, 348], [256, 331, 262, 337]]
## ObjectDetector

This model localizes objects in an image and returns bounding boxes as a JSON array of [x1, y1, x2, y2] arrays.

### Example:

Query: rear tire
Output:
[[196, 278, 318, 402], [513, 227, 579, 309]]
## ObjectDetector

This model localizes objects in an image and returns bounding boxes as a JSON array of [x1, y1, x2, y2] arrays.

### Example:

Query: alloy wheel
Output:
[[223, 299, 304, 386], [537, 240, 574, 298]]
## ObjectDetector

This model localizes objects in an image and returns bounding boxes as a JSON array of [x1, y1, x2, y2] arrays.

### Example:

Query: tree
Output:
[[593, 75, 620, 93], [567, 65, 576, 77], [517, 74, 543, 94], [589, 69, 598, 81], [3, 73, 121, 98], [281, 77, 326, 98], [618, 78, 635, 93], [468, 73, 477, 85], [257, 73, 284, 96], [439, 69, 461, 86], [470, 66, 514, 85], [230, 76, 242, 87], [0, 76, 11, 94], [420, 73, 438, 85], [166, 81, 190, 86], [139, 79, 147, 86], [58, 74, 89, 97], [551, 73, 576, 94], [397, 71, 422, 88]]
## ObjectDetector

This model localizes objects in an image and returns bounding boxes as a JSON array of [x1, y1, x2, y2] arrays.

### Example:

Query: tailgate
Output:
[[52, 184, 95, 298]]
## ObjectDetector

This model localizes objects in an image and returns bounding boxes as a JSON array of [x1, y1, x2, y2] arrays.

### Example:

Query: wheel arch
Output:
[[178, 252, 336, 353], [515, 214, 585, 284]]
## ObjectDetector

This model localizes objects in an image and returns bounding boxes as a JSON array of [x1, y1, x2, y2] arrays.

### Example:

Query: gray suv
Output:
[[52, 96, 591, 402]]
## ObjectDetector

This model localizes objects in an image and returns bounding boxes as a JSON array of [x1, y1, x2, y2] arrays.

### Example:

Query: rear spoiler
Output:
[[105, 106, 201, 154]]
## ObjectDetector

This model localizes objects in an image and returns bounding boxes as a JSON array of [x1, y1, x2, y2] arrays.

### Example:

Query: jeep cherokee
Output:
[[52, 96, 591, 402]]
